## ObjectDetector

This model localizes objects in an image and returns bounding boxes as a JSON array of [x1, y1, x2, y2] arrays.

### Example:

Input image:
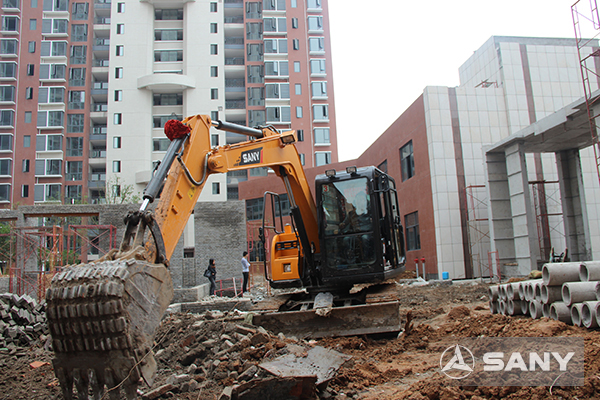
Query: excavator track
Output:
[[46, 259, 173, 399]]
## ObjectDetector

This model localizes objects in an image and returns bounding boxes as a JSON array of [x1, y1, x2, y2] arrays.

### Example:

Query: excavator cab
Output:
[[316, 166, 406, 287]]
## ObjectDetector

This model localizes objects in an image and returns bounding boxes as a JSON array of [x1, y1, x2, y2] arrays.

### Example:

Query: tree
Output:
[[102, 176, 142, 204]]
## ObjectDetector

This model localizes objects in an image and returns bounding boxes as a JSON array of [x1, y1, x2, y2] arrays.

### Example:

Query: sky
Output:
[[327, 0, 584, 161]]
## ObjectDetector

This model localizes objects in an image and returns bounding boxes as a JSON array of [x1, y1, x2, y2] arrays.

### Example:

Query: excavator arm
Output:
[[45, 115, 320, 399]]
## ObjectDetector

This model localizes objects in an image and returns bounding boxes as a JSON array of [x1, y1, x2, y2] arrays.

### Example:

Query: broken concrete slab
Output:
[[259, 346, 351, 385]]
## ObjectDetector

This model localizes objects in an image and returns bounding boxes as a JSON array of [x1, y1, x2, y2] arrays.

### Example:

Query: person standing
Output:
[[207, 259, 217, 296], [241, 251, 250, 294]]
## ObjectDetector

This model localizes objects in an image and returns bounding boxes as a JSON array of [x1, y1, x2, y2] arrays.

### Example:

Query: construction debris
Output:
[[0, 293, 48, 348]]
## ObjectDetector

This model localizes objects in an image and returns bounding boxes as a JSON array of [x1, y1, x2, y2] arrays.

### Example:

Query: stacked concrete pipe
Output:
[[487, 261, 600, 329]]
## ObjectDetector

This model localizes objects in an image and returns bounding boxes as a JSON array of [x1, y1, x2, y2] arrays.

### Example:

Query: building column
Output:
[[486, 144, 538, 277], [556, 149, 592, 261], [505, 143, 539, 274], [486, 151, 515, 277]]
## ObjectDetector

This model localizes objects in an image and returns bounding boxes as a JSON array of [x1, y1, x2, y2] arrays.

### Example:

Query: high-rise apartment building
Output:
[[0, 0, 337, 208]]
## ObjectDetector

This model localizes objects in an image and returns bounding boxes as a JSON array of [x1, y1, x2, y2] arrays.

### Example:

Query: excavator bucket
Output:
[[45, 259, 173, 399]]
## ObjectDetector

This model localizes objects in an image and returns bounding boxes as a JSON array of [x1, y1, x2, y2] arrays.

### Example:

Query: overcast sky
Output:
[[328, 0, 584, 161]]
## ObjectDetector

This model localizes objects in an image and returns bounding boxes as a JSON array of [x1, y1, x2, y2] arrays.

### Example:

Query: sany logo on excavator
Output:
[[236, 147, 263, 166]]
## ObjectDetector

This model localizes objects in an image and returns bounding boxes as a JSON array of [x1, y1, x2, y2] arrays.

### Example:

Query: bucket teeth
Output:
[[46, 260, 173, 399]]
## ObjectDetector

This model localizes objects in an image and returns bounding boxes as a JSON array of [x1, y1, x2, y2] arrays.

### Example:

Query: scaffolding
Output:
[[0, 222, 117, 301], [530, 180, 565, 263], [464, 185, 492, 278], [572, 0, 600, 187]]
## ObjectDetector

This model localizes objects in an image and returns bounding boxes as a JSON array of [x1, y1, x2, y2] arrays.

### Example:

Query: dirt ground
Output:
[[1, 277, 599, 400]]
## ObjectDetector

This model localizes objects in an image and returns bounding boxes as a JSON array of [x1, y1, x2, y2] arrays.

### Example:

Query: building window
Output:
[[312, 105, 328, 121], [23, 135, 30, 147], [68, 90, 85, 109], [116, 23, 124, 34], [310, 59, 326, 75], [0, 39, 17, 56], [315, 151, 331, 166], [24, 112, 32, 123], [378, 160, 388, 173], [405, 211, 420, 251], [116, 45, 124, 56], [263, 0, 285, 11], [212, 182, 220, 195], [69, 67, 86, 86], [21, 185, 29, 198], [0, 159, 11, 175], [22, 159, 30, 172], [70, 45, 86, 64], [27, 64, 35, 76], [266, 106, 290, 122], [296, 129, 304, 141], [65, 185, 82, 203], [71, 24, 88, 41], [67, 114, 85, 133], [71, 3, 89, 20], [292, 17, 298, 28], [210, 2, 217, 12], [307, 16, 323, 31], [153, 138, 169, 151], [38, 87, 65, 103], [112, 160, 121, 173], [113, 136, 121, 148], [265, 61, 287, 77], [153, 93, 183, 106], [40, 63, 66, 80], [314, 128, 330, 145], [299, 153, 305, 165], [211, 134, 219, 147], [311, 81, 327, 98], [400, 141, 414, 181], [41, 40, 67, 57], [0, 184, 10, 202], [29, 19, 36, 30], [28, 41, 35, 53], [295, 83, 301, 95], [115, 67, 123, 78], [264, 39, 287, 54], [248, 65, 265, 83], [307, 0, 321, 9], [210, 44, 218, 55], [154, 9, 183, 20], [296, 106, 302, 118], [66, 161, 83, 181], [25, 87, 33, 99], [0, 85, 14, 102], [211, 88, 218, 99], [66, 137, 83, 156], [0, 110, 14, 126], [117, 2, 124, 12], [114, 113, 122, 125], [2, 16, 19, 32], [0, 134, 11, 150], [293, 39, 299, 50], [266, 83, 289, 99], [210, 23, 217, 33], [155, 29, 183, 41], [211, 66, 218, 77], [309, 37, 325, 53], [211, 111, 218, 121], [114, 90, 122, 101]]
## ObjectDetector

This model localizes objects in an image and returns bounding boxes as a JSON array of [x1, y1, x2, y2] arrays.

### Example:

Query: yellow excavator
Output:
[[45, 115, 406, 399]]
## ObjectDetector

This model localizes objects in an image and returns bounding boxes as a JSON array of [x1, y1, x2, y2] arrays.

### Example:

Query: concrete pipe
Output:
[[596, 282, 600, 301], [550, 302, 572, 324], [542, 303, 551, 318], [506, 282, 521, 300], [562, 281, 598, 306], [498, 300, 506, 315], [595, 302, 600, 325], [542, 262, 581, 286], [498, 285, 507, 300], [489, 300, 498, 314], [581, 301, 600, 329], [520, 300, 530, 316], [524, 282, 533, 301], [488, 286, 499, 301], [579, 261, 600, 282], [550, 301, 572, 325], [529, 300, 543, 319], [534, 281, 543, 301], [570, 303, 585, 327], [508, 299, 524, 316], [518, 283, 526, 300], [541, 284, 563, 304]]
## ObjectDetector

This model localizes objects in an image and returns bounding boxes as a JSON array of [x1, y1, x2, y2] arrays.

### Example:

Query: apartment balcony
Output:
[[224, 37, 244, 50], [88, 173, 106, 189], [224, 0, 243, 8], [138, 73, 195, 92], [225, 99, 246, 121], [93, 0, 111, 10], [88, 149, 106, 167], [93, 38, 110, 58], [225, 78, 244, 94]]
